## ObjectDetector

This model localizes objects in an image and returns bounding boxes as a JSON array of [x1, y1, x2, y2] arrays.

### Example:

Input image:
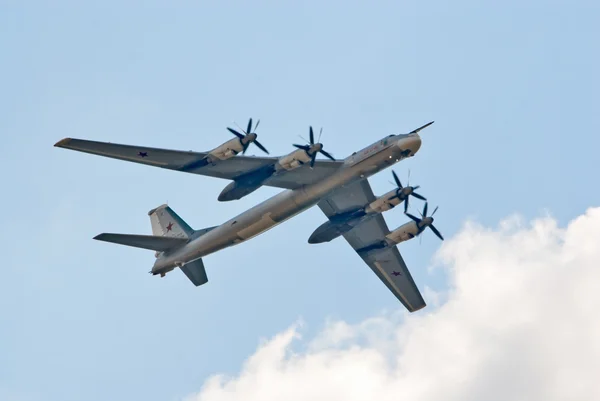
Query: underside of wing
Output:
[[55, 138, 343, 189], [317, 179, 426, 312], [54, 138, 273, 180], [342, 216, 426, 312], [262, 160, 342, 189]]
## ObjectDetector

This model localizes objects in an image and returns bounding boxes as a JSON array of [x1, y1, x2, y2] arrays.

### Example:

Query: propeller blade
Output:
[[227, 127, 245, 140], [405, 213, 421, 223], [423, 202, 428, 217], [319, 149, 336, 161], [431, 205, 439, 216], [254, 119, 260, 131], [247, 118, 253, 134], [412, 185, 420, 191], [392, 170, 402, 188], [404, 197, 409, 213], [408, 121, 435, 135], [310, 153, 317, 168], [429, 224, 444, 241], [293, 144, 309, 150], [309, 126, 314, 144], [253, 140, 269, 154], [317, 127, 323, 143], [411, 192, 427, 201], [242, 142, 249, 154], [390, 187, 403, 201]]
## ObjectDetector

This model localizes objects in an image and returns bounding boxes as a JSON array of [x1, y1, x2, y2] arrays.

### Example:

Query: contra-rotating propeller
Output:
[[404, 202, 444, 241], [227, 118, 269, 155], [389, 170, 427, 212], [293, 126, 336, 168]]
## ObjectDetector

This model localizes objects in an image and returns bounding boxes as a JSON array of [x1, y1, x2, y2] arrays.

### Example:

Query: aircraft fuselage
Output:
[[152, 133, 423, 274]]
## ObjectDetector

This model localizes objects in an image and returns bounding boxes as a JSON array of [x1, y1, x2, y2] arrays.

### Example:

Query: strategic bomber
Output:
[[54, 119, 442, 312]]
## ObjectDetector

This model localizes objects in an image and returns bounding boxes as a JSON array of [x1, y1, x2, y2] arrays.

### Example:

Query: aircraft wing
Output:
[[317, 179, 427, 312], [54, 138, 342, 189]]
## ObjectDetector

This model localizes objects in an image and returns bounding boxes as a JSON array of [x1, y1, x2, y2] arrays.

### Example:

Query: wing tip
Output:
[[54, 138, 73, 148], [409, 302, 427, 313]]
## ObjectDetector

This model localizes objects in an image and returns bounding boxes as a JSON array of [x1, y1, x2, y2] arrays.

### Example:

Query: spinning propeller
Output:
[[293, 126, 336, 168], [405, 202, 444, 241], [227, 118, 269, 154], [389, 170, 427, 212]]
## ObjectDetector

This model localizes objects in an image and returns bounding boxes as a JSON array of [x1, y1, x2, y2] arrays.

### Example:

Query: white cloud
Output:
[[185, 207, 600, 401]]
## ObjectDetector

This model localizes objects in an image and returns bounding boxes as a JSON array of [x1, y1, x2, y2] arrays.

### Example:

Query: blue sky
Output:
[[1, 1, 598, 401]]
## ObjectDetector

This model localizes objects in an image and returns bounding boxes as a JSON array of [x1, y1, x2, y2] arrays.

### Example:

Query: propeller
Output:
[[389, 170, 427, 212], [227, 118, 269, 155], [405, 202, 444, 241], [292, 126, 336, 168]]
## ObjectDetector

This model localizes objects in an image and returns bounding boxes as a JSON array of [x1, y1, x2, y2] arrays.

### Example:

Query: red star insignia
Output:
[[166, 222, 173, 232]]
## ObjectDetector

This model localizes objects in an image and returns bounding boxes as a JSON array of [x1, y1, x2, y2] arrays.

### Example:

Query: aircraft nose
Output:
[[409, 135, 422, 154], [399, 134, 421, 156]]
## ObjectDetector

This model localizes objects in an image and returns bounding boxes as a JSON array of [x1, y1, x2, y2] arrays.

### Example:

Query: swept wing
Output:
[[54, 138, 343, 189], [317, 179, 426, 312]]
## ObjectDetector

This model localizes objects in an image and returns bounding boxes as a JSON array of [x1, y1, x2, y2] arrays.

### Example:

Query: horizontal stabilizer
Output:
[[180, 258, 208, 286], [94, 233, 187, 251]]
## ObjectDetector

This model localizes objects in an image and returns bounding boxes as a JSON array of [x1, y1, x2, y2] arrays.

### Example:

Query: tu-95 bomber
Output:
[[54, 119, 443, 312]]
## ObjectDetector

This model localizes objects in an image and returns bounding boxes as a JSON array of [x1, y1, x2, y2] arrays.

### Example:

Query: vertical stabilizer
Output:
[[148, 204, 193, 239]]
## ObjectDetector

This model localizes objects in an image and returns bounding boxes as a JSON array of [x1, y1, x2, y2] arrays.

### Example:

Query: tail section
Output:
[[94, 233, 187, 251], [95, 203, 215, 288], [148, 204, 193, 238], [180, 258, 209, 286]]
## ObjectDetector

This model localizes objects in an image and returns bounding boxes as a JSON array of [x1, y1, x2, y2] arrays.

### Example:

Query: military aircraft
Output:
[[54, 119, 442, 312]]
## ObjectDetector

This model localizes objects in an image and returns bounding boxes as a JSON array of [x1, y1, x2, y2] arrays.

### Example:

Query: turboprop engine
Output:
[[277, 126, 335, 172], [355, 202, 444, 254], [218, 125, 337, 202], [365, 170, 426, 214], [182, 118, 269, 171], [222, 118, 269, 157], [308, 170, 427, 244]]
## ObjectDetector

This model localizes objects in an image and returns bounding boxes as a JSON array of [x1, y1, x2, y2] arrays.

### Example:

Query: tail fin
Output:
[[148, 204, 193, 238]]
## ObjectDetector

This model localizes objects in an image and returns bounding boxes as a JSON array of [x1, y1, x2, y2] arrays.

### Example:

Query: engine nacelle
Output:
[[208, 137, 244, 161], [364, 189, 402, 214], [277, 149, 311, 171], [218, 181, 262, 201], [385, 221, 419, 245], [308, 220, 354, 244], [308, 208, 368, 244], [218, 164, 276, 202], [355, 221, 419, 254]]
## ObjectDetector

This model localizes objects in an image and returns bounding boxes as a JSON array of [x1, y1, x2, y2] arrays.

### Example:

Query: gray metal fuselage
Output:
[[152, 133, 423, 274]]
